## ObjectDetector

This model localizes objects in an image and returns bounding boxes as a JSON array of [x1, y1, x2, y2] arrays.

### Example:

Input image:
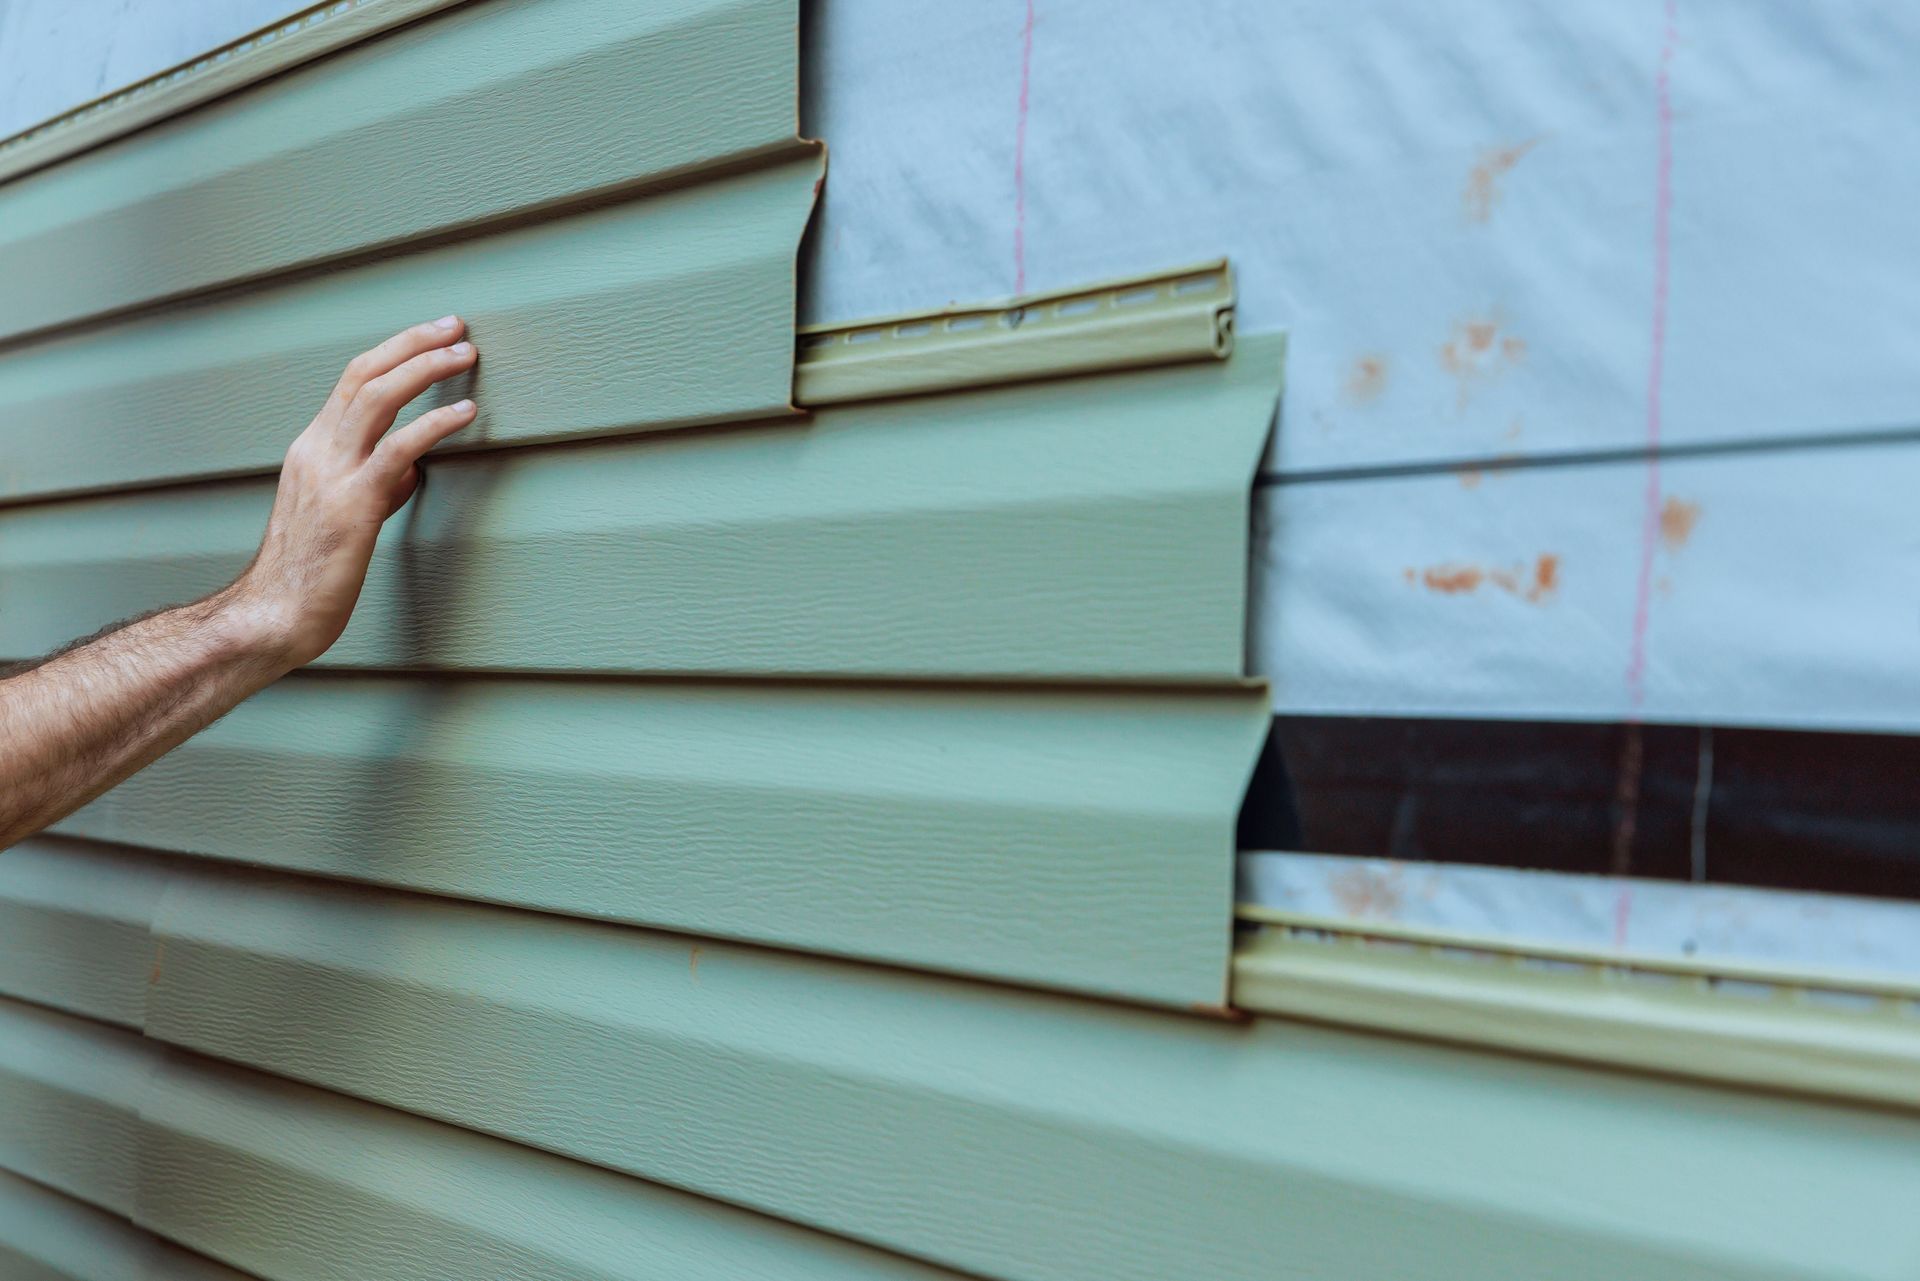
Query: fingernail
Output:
[[450, 341, 473, 356], [434, 315, 460, 329], [453, 399, 476, 413]]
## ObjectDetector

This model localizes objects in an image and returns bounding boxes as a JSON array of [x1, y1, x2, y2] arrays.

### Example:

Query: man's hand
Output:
[[0, 318, 478, 848], [223, 315, 478, 666]]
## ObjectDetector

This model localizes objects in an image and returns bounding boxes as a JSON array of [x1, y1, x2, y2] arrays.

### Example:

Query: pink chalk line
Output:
[[1013, 0, 1035, 293], [1614, 0, 1680, 948], [1627, 0, 1680, 709]]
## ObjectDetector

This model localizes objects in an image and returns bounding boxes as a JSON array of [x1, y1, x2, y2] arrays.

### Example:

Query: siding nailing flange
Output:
[[796, 259, 1235, 405]]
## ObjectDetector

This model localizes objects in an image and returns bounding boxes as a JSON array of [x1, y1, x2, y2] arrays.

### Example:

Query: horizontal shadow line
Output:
[[1255, 421, 1920, 488]]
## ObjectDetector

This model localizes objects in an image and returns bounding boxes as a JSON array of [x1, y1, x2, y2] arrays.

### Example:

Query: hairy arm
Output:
[[0, 316, 479, 848]]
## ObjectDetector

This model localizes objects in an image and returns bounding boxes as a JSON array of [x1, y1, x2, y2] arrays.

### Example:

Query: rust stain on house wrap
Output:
[[1464, 138, 1540, 222], [1346, 354, 1389, 403], [1328, 863, 1405, 918], [1439, 315, 1526, 408], [1660, 496, 1701, 550], [1531, 553, 1561, 600], [1406, 553, 1560, 603], [1421, 564, 1486, 594]]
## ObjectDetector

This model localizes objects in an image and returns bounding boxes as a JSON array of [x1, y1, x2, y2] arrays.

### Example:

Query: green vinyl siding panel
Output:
[[6, 848, 1920, 1281], [0, 156, 818, 505], [0, 0, 801, 343], [0, 0, 1786, 1275], [0, 350, 1278, 677], [4, 0, 1917, 1275], [51, 676, 1270, 1004], [0, 1171, 259, 1281], [0, 841, 166, 1029], [0, 998, 150, 1219], [0, 1000, 967, 1281]]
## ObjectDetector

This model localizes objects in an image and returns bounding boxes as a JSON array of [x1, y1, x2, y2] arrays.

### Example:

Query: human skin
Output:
[[0, 316, 479, 847]]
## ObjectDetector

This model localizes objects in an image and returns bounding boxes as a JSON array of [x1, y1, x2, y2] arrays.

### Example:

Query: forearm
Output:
[[0, 586, 292, 847], [0, 316, 475, 851]]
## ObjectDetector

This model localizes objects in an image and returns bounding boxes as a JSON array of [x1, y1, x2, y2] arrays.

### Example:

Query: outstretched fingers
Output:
[[368, 399, 478, 488], [330, 316, 466, 405], [342, 340, 477, 450]]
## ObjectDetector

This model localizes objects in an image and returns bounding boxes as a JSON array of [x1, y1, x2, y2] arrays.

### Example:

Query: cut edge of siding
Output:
[[1232, 904, 1920, 1113], [0, 0, 478, 187]]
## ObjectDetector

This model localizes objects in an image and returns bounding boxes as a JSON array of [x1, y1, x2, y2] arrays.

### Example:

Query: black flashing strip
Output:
[[1239, 714, 1920, 901]]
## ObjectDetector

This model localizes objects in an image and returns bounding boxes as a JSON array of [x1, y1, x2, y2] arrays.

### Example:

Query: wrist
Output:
[[205, 576, 305, 678]]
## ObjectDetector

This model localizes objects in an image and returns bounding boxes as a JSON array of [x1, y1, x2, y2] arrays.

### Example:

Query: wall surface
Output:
[[0, 0, 293, 138], [4, 5, 1920, 1279], [11, 0, 1913, 731], [796, 0, 1920, 732]]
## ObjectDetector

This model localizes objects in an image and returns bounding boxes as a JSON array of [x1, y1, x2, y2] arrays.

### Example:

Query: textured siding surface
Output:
[[0, 839, 166, 1027], [0, 998, 966, 1281], [0, 157, 818, 504], [0, 1170, 259, 1281], [0, 353, 1279, 677], [0, 997, 149, 1217], [18, 1, 1905, 1279], [0, 0, 820, 510], [54, 676, 1267, 1001], [0, 0, 798, 343], [0, 0, 1297, 1272], [7, 846, 1920, 1281]]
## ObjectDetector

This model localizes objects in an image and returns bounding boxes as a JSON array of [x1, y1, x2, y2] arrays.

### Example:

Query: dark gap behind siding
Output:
[[1237, 716, 1920, 901]]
